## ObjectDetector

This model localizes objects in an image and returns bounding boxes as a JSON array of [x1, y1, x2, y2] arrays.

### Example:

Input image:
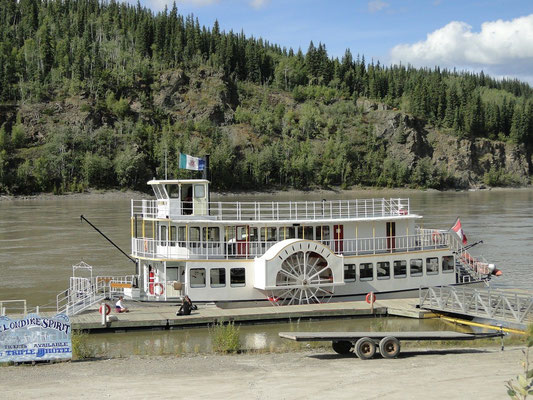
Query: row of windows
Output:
[[190, 267, 246, 288], [159, 225, 333, 245], [344, 256, 454, 282]]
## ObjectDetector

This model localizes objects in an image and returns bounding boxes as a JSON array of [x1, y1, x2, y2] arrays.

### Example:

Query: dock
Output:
[[62, 298, 432, 332]]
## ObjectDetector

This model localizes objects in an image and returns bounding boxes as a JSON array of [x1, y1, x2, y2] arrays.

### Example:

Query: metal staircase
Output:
[[56, 262, 135, 316], [448, 234, 491, 285]]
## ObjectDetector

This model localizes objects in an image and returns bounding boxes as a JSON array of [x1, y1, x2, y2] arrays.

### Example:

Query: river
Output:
[[1, 188, 532, 308], [1, 188, 531, 353]]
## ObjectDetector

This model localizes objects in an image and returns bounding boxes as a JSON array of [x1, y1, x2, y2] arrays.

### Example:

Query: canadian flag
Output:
[[451, 218, 467, 245]]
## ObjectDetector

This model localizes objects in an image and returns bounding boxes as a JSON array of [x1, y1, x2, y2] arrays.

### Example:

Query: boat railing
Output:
[[131, 230, 450, 260], [131, 198, 411, 221]]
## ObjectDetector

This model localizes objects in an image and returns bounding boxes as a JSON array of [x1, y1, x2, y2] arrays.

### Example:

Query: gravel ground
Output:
[[0, 346, 524, 399]]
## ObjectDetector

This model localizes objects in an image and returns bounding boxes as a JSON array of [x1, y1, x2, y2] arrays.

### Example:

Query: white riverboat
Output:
[[128, 179, 500, 306]]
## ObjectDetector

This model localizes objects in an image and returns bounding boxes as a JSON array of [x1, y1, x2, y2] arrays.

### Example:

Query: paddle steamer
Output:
[[127, 178, 500, 306]]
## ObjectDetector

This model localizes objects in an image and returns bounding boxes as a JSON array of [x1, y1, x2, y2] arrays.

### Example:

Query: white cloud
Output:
[[368, 0, 389, 13], [250, 0, 270, 9], [390, 14, 533, 83]]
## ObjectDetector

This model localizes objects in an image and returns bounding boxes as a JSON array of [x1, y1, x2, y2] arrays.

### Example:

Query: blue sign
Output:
[[0, 313, 72, 363]]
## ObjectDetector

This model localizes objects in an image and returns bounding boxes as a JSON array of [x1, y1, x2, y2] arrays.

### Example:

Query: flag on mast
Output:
[[451, 218, 467, 245], [179, 153, 205, 171]]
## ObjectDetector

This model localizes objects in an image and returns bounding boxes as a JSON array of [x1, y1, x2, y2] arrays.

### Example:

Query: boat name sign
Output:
[[0, 313, 72, 363]]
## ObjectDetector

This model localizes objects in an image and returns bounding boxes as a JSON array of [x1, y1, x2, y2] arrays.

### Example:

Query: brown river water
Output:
[[1, 188, 531, 353]]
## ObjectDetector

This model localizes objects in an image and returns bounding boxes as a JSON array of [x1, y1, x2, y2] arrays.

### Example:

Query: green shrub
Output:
[[483, 166, 521, 187], [210, 321, 241, 354], [71, 330, 95, 360]]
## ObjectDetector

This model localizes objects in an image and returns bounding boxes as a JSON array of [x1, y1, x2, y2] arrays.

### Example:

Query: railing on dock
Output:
[[132, 229, 450, 260], [419, 286, 533, 326], [131, 198, 411, 221], [56, 274, 136, 316], [0, 299, 27, 316]]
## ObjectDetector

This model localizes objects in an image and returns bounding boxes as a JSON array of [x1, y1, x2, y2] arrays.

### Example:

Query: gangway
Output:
[[56, 262, 136, 316], [419, 286, 533, 329]]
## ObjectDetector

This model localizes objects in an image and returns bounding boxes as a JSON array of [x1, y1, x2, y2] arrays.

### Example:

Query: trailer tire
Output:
[[354, 337, 376, 360], [379, 336, 401, 359], [332, 340, 353, 355]]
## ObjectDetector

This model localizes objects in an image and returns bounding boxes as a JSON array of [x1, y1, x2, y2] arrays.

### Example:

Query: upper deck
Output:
[[131, 197, 413, 222]]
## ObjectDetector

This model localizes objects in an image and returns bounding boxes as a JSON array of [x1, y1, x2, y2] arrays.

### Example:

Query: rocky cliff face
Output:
[[359, 99, 531, 188]]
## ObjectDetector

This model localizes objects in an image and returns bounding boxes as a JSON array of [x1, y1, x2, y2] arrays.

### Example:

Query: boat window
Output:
[[190, 268, 206, 288], [170, 226, 176, 246], [210, 268, 226, 288], [249, 227, 258, 242], [297, 226, 314, 240], [237, 226, 247, 241], [393, 260, 407, 278], [178, 226, 186, 246], [426, 257, 439, 275], [261, 227, 277, 242], [160, 225, 167, 246], [359, 263, 373, 281], [315, 226, 330, 241], [194, 184, 205, 198], [286, 227, 296, 239], [377, 261, 390, 280], [344, 264, 356, 282], [230, 268, 246, 287], [189, 227, 201, 242], [167, 185, 179, 198], [203, 227, 220, 242], [281, 227, 296, 240], [410, 259, 423, 276], [442, 255, 454, 273]]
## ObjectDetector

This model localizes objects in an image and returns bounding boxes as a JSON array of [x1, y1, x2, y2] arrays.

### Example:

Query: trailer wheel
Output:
[[379, 336, 401, 359], [332, 340, 353, 355], [354, 337, 376, 360]]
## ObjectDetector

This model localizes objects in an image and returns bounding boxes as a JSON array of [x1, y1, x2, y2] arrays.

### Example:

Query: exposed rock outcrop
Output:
[[371, 108, 530, 187]]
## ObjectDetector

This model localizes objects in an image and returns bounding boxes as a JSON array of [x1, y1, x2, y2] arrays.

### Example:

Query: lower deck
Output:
[[137, 243, 458, 303]]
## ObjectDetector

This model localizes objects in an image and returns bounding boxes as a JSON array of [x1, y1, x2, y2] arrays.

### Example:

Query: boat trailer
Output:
[[278, 331, 504, 359]]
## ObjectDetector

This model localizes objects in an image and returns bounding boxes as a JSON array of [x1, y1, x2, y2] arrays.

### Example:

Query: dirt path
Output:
[[0, 346, 523, 399]]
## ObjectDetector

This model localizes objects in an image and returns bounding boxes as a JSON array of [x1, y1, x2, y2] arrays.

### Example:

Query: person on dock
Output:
[[176, 295, 193, 316], [116, 296, 129, 313]]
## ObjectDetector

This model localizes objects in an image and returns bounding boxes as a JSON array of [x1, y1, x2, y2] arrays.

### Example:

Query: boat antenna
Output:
[[80, 215, 137, 265]]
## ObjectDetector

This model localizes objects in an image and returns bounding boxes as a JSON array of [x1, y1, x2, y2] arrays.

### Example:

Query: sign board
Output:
[[0, 313, 72, 363]]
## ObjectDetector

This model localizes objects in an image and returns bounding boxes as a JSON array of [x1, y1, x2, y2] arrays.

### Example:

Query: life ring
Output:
[[99, 304, 111, 315], [365, 292, 376, 304], [431, 230, 442, 244], [153, 283, 164, 296]]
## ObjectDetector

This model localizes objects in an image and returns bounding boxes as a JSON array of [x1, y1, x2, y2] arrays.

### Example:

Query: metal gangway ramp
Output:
[[419, 286, 533, 329]]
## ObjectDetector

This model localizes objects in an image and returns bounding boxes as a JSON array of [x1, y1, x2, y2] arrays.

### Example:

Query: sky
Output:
[[138, 0, 533, 84]]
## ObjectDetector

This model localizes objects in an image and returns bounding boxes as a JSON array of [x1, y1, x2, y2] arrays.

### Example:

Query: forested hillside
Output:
[[0, 0, 532, 194]]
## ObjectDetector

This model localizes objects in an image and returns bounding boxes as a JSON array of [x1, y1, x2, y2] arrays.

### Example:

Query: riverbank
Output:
[[1, 184, 532, 202], [0, 346, 524, 399]]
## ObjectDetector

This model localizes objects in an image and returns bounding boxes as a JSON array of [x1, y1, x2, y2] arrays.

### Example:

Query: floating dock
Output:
[[62, 298, 432, 332]]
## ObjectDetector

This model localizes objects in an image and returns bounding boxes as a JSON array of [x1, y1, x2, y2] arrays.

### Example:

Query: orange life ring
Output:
[[365, 292, 376, 304], [153, 282, 164, 296], [99, 304, 111, 315]]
